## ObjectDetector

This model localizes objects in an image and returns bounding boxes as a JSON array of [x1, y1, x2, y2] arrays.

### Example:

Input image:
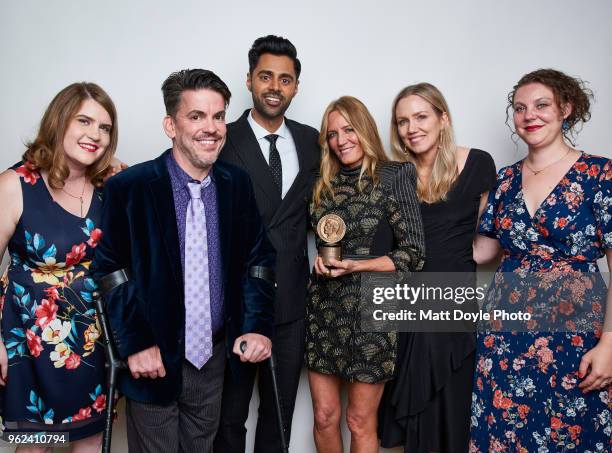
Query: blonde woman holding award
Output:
[[305, 96, 425, 453]]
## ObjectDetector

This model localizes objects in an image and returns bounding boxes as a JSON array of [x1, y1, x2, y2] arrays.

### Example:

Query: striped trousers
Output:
[[126, 341, 226, 453]]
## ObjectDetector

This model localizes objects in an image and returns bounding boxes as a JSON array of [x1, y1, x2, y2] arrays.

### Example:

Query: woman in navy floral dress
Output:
[[0, 83, 119, 450], [471, 69, 612, 452]]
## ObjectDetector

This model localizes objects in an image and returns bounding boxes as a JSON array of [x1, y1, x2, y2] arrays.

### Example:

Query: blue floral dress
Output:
[[1, 162, 106, 440], [470, 153, 612, 452]]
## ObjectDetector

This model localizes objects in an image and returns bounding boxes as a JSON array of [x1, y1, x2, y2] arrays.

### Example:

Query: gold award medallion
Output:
[[316, 214, 346, 244]]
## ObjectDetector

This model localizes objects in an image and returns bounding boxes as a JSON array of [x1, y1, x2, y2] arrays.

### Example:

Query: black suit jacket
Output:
[[220, 110, 320, 325], [91, 150, 276, 404]]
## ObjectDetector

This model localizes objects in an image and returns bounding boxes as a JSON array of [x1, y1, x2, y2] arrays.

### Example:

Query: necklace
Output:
[[523, 147, 572, 176], [61, 179, 87, 217]]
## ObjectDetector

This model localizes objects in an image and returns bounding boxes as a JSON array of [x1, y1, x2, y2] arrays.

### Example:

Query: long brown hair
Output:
[[23, 82, 118, 188], [313, 96, 388, 206], [390, 83, 457, 203]]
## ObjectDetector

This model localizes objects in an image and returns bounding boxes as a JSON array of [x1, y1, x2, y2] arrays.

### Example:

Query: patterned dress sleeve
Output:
[[593, 159, 612, 249], [381, 162, 426, 272], [478, 166, 507, 238]]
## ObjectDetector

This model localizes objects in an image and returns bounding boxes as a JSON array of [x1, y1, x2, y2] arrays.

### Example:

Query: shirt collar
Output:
[[166, 150, 214, 191], [247, 109, 290, 141]]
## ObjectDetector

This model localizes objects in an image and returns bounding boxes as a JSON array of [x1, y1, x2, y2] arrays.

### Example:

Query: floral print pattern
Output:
[[1, 163, 106, 437], [470, 154, 612, 452]]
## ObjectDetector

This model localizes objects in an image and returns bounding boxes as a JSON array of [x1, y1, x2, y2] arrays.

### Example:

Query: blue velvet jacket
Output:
[[91, 150, 275, 404]]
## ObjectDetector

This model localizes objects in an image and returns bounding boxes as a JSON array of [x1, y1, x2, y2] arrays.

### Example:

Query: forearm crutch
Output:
[[243, 266, 288, 452], [239, 341, 288, 453], [93, 269, 130, 453]]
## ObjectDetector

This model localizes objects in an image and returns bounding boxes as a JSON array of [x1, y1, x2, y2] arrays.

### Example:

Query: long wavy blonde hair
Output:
[[313, 96, 389, 206], [23, 82, 118, 189], [390, 83, 457, 203]]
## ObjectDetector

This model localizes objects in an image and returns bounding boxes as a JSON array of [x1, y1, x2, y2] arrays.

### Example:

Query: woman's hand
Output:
[[314, 256, 358, 278], [325, 257, 358, 277], [0, 340, 8, 386], [314, 255, 331, 277], [578, 337, 612, 393], [104, 157, 128, 181]]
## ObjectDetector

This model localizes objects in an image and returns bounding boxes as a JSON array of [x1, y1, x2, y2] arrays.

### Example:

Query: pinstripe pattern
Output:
[[378, 161, 426, 271], [125, 342, 226, 453]]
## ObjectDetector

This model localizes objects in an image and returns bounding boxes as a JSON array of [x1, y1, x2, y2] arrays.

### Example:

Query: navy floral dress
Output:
[[470, 153, 612, 452], [1, 162, 106, 440]]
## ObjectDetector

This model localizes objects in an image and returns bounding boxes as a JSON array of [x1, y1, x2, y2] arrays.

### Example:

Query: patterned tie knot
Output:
[[265, 134, 279, 146], [187, 181, 202, 200]]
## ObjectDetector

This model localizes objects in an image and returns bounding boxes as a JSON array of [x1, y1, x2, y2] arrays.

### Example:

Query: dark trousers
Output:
[[126, 341, 225, 453], [214, 318, 305, 452]]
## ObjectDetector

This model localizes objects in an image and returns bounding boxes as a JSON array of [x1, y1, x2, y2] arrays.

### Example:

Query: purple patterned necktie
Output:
[[184, 180, 213, 369]]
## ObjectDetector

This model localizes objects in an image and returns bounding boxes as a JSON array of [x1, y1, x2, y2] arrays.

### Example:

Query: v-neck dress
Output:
[[0, 162, 106, 440], [469, 153, 612, 451]]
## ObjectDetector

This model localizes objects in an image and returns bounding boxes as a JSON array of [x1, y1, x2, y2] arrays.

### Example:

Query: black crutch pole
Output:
[[93, 269, 130, 453], [240, 341, 289, 453], [244, 265, 287, 451]]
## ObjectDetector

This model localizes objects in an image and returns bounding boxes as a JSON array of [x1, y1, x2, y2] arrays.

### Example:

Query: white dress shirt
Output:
[[247, 110, 299, 199]]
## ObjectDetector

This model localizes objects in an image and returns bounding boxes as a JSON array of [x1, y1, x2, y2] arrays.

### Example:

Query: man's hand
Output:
[[127, 346, 166, 379], [233, 333, 272, 363]]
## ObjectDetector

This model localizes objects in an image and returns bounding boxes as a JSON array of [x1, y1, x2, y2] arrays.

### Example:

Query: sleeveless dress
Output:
[[470, 153, 612, 452], [305, 162, 425, 383], [378, 149, 497, 452], [1, 162, 107, 440]]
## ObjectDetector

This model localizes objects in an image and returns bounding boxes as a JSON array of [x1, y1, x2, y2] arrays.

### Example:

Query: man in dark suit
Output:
[[214, 35, 320, 452], [92, 69, 275, 453]]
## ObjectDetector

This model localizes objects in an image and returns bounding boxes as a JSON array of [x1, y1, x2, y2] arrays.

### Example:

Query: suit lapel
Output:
[[149, 152, 183, 292], [271, 120, 312, 224], [213, 164, 232, 277], [228, 110, 282, 207]]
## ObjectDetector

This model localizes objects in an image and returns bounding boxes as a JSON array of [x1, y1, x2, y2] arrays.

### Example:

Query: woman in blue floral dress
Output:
[[0, 82, 119, 451], [471, 69, 611, 452]]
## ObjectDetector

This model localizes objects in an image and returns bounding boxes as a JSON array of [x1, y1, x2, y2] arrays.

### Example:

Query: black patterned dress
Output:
[[305, 162, 425, 383]]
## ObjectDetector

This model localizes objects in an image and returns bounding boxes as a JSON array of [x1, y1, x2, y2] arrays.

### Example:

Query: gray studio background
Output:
[[1, 1, 611, 451]]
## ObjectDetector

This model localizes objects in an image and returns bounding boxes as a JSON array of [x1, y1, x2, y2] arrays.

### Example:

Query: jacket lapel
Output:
[[270, 120, 312, 224], [213, 164, 232, 277], [148, 151, 183, 292], [228, 110, 282, 207]]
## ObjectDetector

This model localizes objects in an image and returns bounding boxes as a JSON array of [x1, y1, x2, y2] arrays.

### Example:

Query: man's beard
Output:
[[252, 92, 291, 120]]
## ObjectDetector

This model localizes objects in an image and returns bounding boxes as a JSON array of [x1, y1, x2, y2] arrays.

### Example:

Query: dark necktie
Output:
[[265, 134, 282, 194]]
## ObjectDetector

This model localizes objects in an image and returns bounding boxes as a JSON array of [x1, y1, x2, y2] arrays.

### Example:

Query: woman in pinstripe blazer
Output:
[[305, 96, 426, 452]]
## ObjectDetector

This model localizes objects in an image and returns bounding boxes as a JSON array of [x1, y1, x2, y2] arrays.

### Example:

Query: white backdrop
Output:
[[1, 1, 611, 451]]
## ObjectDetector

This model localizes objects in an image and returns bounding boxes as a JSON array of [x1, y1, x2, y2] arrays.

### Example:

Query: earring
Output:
[[562, 120, 570, 132], [402, 144, 409, 154]]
